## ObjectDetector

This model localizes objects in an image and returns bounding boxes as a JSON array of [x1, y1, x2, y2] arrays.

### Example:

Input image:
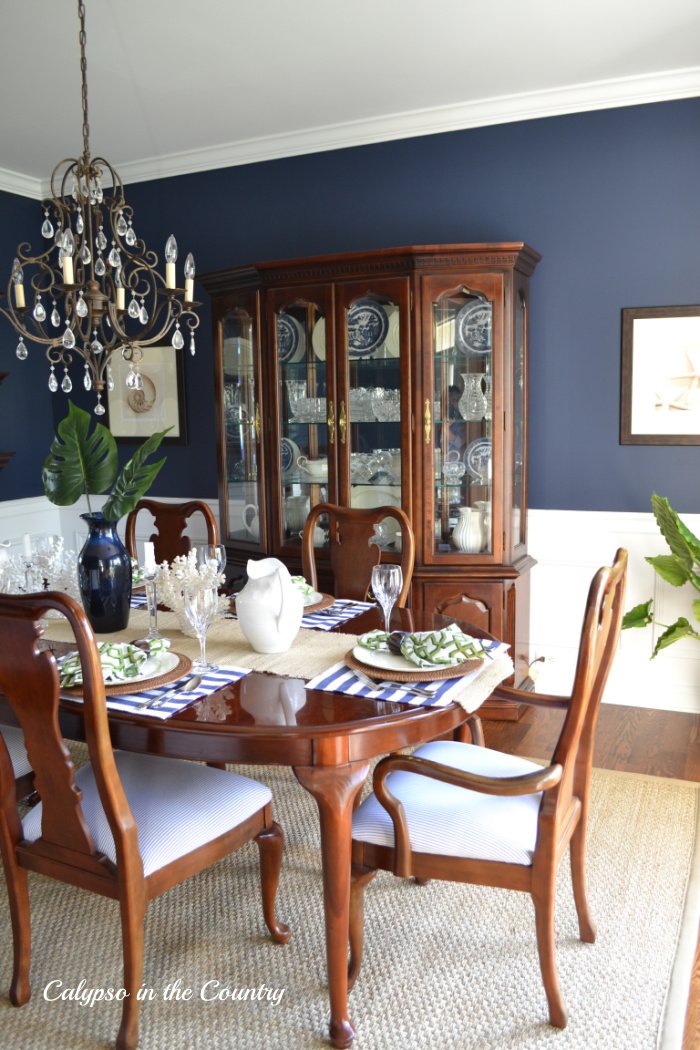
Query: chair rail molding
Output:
[[526, 508, 700, 715]]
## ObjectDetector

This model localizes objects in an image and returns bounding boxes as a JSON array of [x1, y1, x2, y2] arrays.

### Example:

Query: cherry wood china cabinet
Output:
[[201, 243, 540, 717]]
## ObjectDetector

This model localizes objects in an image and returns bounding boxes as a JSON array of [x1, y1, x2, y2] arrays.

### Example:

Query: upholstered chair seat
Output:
[[352, 740, 544, 866], [1, 727, 32, 780]]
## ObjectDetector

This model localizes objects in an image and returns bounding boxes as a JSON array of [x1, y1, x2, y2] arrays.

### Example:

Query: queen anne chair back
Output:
[[124, 498, 218, 565], [0, 590, 288, 1050]]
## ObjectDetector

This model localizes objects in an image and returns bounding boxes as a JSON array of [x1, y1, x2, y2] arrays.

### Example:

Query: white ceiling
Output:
[[1, 0, 699, 198]]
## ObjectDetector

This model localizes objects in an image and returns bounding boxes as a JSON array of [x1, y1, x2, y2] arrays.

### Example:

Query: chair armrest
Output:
[[374, 753, 562, 800], [491, 683, 569, 710]]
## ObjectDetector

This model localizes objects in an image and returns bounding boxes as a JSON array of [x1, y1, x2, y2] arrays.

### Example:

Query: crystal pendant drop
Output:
[[94, 395, 106, 416], [128, 296, 140, 319], [54, 226, 63, 246], [96, 226, 108, 251], [33, 298, 46, 323], [139, 301, 149, 324], [116, 212, 128, 237], [172, 324, 184, 350], [83, 364, 92, 391], [15, 338, 28, 360], [106, 367, 114, 392], [91, 332, 103, 354], [133, 369, 143, 390], [75, 210, 84, 235], [81, 243, 91, 264], [125, 367, 137, 389], [50, 304, 61, 327], [108, 244, 121, 268], [58, 247, 65, 266], [95, 255, 106, 277], [189, 332, 196, 355], [125, 224, 136, 246], [62, 325, 76, 349], [61, 368, 73, 393], [48, 366, 59, 393], [41, 213, 54, 239], [76, 292, 88, 318]]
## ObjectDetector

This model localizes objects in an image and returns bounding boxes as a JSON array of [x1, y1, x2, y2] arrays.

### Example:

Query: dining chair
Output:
[[349, 548, 628, 1029], [0, 591, 289, 1050], [301, 502, 415, 606], [124, 498, 219, 565]]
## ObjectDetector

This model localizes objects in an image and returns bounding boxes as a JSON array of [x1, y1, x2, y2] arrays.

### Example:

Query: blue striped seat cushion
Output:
[[22, 751, 271, 877], [2, 726, 32, 779], [352, 740, 544, 866]]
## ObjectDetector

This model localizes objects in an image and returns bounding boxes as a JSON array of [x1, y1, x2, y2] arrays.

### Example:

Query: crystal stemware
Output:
[[183, 583, 219, 671], [371, 564, 403, 634], [193, 543, 227, 579]]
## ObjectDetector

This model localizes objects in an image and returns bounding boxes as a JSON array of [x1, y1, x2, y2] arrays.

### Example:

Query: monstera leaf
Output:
[[42, 401, 170, 518]]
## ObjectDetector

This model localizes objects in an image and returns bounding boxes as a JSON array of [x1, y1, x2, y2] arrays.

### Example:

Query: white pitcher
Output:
[[236, 557, 303, 653], [451, 506, 484, 553]]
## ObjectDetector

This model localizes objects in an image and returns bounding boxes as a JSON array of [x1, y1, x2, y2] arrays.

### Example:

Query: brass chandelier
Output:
[[1, 0, 199, 416]]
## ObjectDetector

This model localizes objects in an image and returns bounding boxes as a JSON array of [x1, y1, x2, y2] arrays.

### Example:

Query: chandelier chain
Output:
[[78, 0, 90, 164]]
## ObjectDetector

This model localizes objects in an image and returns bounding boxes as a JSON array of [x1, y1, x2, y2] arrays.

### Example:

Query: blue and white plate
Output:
[[280, 436, 301, 476], [455, 300, 492, 355], [277, 314, 305, 363], [348, 299, 389, 357], [464, 437, 492, 482]]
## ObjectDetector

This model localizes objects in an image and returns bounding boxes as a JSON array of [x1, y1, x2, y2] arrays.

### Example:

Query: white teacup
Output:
[[297, 455, 328, 480], [242, 503, 259, 536], [298, 527, 326, 547]]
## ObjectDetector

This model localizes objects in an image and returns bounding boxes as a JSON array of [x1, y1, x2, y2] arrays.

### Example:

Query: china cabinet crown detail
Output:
[[202, 243, 539, 717]]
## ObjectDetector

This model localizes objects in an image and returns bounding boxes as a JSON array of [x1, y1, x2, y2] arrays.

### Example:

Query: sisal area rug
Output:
[[0, 760, 697, 1050]]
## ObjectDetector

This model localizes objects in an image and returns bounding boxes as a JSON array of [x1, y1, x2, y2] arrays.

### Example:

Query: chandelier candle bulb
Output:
[[11, 259, 25, 308], [184, 253, 195, 302], [165, 235, 178, 289]]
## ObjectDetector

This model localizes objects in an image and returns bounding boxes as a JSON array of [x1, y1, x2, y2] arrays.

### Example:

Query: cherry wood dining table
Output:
[[3, 604, 485, 1049]]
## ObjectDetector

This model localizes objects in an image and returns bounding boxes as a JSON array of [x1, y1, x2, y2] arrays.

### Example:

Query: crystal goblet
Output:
[[371, 564, 403, 634]]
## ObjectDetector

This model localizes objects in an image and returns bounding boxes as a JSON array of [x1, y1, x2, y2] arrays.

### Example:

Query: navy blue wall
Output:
[[2, 97, 700, 510]]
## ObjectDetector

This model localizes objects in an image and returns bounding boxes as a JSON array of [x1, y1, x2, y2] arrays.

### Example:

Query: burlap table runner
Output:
[[45, 608, 361, 679]]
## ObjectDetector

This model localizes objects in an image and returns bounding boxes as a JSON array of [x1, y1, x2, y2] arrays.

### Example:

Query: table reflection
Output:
[[239, 675, 306, 725]]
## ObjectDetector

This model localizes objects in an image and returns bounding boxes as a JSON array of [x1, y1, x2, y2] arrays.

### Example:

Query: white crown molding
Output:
[[0, 166, 44, 200], [4, 65, 700, 199]]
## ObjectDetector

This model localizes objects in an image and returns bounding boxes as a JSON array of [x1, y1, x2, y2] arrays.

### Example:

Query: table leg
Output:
[[294, 760, 370, 1049]]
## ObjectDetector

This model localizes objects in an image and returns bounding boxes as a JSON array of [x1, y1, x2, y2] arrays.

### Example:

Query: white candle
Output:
[[184, 277, 194, 302], [116, 287, 125, 310], [23, 533, 32, 558], [143, 541, 156, 572], [62, 257, 74, 285], [14, 284, 25, 308], [165, 262, 176, 289]]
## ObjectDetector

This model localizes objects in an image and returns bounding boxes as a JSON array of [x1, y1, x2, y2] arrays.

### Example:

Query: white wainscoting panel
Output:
[[527, 509, 700, 714]]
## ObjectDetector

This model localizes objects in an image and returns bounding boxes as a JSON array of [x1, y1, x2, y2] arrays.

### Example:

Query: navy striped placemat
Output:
[[63, 665, 251, 719]]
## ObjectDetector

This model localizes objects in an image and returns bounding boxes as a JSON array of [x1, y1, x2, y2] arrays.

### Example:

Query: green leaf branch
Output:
[[42, 401, 170, 521], [622, 493, 700, 656]]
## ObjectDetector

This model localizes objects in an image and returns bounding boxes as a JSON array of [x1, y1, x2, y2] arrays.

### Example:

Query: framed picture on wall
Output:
[[106, 345, 187, 444], [620, 305, 700, 445]]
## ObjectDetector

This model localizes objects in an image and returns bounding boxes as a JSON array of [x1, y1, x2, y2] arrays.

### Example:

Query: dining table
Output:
[[1, 594, 512, 1049]]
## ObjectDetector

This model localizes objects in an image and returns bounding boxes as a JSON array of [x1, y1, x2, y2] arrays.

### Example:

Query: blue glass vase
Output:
[[78, 512, 132, 633]]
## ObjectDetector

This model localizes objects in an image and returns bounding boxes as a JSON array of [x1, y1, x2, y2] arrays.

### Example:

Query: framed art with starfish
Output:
[[620, 305, 700, 445]]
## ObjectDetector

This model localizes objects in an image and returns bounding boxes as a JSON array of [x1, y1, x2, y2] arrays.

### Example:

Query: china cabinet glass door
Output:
[[428, 277, 501, 560], [221, 304, 262, 545], [272, 289, 334, 555], [337, 279, 409, 553]]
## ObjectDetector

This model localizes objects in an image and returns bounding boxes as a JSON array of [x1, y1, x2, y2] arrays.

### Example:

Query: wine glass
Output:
[[371, 564, 403, 634], [183, 583, 220, 672], [193, 543, 227, 575]]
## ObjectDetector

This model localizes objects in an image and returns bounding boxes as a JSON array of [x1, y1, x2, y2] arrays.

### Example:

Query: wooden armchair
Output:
[[301, 502, 415, 606], [0, 592, 289, 1050], [350, 549, 628, 1029], [124, 498, 218, 564]]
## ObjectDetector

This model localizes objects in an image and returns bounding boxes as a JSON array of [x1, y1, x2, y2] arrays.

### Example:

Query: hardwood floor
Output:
[[483, 702, 700, 1050]]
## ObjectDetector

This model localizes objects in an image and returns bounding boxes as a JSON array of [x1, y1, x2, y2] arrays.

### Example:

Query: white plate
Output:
[[61, 648, 180, 687], [303, 590, 324, 607], [312, 317, 326, 361], [385, 307, 400, 357], [352, 646, 417, 673], [350, 484, 401, 510]]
